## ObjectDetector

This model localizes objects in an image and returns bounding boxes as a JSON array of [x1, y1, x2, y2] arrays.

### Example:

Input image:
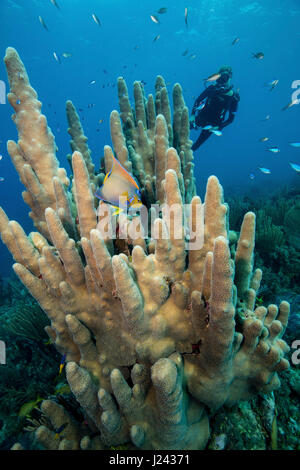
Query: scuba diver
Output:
[[189, 65, 240, 151]]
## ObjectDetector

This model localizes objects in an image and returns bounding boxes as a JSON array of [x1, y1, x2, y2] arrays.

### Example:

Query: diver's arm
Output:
[[219, 110, 236, 129], [191, 87, 211, 115], [219, 94, 239, 129]]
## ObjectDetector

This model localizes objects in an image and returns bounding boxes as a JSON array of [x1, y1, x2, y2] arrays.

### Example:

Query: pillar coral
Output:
[[1, 48, 290, 450]]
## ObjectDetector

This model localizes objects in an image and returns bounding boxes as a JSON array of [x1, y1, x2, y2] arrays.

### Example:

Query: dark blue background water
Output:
[[0, 0, 299, 276]]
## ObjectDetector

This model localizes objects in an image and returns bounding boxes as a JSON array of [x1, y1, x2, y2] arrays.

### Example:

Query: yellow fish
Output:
[[18, 397, 43, 418], [59, 353, 66, 375], [95, 154, 142, 215], [54, 423, 68, 439]]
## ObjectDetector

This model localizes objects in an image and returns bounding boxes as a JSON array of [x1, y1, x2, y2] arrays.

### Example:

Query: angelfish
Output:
[[95, 153, 142, 215]]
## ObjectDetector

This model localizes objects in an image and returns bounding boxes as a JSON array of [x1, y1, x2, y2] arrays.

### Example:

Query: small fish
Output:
[[189, 54, 196, 60], [103, 69, 108, 74], [185, 7, 188, 27], [153, 35, 160, 42], [150, 15, 160, 24], [262, 114, 271, 121], [182, 49, 188, 56], [54, 383, 71, 396], [50, 0, 60, 9], [252, 52, 264, 60], [53, 52, 61, 64], [92, 13, 101, 26], [54, 423, 68, 439], [289, 162, 300, 172], [0, 177, 4, 182], [249, 173, 255, 180], [59, 353, 66, 375], [39, 16, 49, 31], [89, 80, 96, 84], [282, 99, 298, 111], [43, 338, 53, 346], [202, 125, 213, 130], [258, 167, 271, 174], [0, 155, 2, 160], [62, 52, 72, 58], [18, 397, 43, 418], [267, 79, 279, 91], [99, 119, 104, 124], [232, 37, 240, 46], [259, 137, 269, 142], [205, 72, 221, 82], [95, 153, 142, 215], [289, 142, 300, 148], [16, 99, 21, 105], [157, 7, 167, 14], [266, 147, 280, 153]]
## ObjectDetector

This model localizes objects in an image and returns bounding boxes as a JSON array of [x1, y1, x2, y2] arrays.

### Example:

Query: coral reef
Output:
[[0, 277, 60, 449], [227, 194, 300, 300], [255, 209, 285, 260], [284, 200, 300, 250], [0, 48, 292, 450]]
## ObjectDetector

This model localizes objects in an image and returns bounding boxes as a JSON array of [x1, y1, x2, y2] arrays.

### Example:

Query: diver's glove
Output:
[[189, 115, 196, 129]]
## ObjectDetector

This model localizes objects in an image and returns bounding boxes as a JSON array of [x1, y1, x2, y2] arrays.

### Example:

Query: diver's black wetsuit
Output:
[[191, 84, 240, 150]]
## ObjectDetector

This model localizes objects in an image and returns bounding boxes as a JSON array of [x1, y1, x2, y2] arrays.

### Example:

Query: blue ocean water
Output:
[[0, 0, 299, 277]]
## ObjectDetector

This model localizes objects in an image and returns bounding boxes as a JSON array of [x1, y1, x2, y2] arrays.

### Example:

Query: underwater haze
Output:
[[0, 0, 299, 276]]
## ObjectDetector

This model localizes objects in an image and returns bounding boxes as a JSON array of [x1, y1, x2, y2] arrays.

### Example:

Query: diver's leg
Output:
[[191, 130, 211, 151]]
